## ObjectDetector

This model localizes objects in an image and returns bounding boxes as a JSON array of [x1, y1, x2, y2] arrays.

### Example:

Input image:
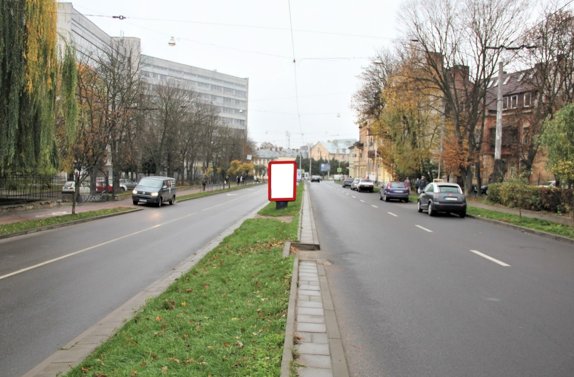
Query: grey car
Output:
[[417, 182, 466, 217]]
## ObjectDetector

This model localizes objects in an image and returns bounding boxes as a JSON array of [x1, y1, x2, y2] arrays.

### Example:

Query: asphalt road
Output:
[[0, 185, 267, 377], [309, 181, 574, 377]]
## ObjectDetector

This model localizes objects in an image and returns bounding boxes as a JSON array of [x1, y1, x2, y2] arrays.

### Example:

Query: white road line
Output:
[[0, 224, 163, 281], [371, 205, 378, 209], [360, 200, 365, 203], [352, 196, 356, 199], [415, 224, 433, 233], [387, 212, 398, 217], [470, 250, 511, 267]]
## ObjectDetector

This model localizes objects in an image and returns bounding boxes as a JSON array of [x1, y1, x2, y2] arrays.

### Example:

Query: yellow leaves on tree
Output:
[[24, 0, 57, 93], [440, 124, 471, 176]]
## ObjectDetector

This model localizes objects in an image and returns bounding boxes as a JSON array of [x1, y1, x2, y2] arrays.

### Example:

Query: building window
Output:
[[524, 92, 532, 107], [510, 95, 518, 109], [503, 96, 509, 110]]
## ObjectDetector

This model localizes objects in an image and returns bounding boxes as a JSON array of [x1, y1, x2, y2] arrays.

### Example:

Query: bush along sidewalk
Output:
[[64, 185, 303, 377]]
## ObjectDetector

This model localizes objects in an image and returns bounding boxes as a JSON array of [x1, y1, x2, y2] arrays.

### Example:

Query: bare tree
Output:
[[352, 49, 399, 123], [518, 3, 574, 178], [96, 38, 142, 193], [400, 0, 530, 192]]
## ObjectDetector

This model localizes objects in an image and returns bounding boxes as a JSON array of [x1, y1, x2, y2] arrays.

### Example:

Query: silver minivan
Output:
[[132, 176, 176, 207]]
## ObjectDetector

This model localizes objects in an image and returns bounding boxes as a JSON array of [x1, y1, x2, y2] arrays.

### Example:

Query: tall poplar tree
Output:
[[18, 0, 58, 173], [0, 0, 26, 174]]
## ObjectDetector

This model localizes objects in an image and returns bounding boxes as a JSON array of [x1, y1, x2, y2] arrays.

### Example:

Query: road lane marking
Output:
[[470, 250, 511, 267], [387, 212, 398, 217], [371, 205, 378, 209], [0, 191, 265, 281], [415, 225, 433, 233], [352, 195, 356, 199], [360, 200, 365, 203], [0, 224, 165, 281]]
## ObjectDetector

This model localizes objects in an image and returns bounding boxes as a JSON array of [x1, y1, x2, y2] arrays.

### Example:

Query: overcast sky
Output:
[[66, 0, 405, 148]]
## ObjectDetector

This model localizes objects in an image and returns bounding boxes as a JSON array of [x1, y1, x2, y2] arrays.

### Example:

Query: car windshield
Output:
[[361, 179, 373, 183], [138, 178, 163, 188], [438, 185, 461, 193]]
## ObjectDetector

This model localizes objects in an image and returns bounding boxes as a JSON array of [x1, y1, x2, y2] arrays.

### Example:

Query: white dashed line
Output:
[[371, 205, 378, 209], [415, 225, 433, 233], [387, 212, 398, 217], [470, 250, 510, 267], [360, 200, 365, 203], [352, 196, 356, 199]]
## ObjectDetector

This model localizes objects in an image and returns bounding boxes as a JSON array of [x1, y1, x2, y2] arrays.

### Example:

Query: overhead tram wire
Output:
[[287, 0, 305, 149]]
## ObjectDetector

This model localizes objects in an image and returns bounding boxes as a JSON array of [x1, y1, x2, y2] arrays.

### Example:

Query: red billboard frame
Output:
[[267, 160, 297, 202]]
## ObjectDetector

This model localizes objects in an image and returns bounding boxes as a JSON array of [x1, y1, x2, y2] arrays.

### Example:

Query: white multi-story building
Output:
[[56, 2, 248, 132], [140, 55, 248, 131]]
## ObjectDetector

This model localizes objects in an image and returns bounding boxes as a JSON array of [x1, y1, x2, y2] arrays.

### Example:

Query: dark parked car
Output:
[[342, 177, 354, 188], [417, 181, 466, 217], [380, 181, 409, 202], [132, 176, 176, 207]]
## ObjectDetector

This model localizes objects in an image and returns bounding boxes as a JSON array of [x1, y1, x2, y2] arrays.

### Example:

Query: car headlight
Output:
[[151, 192, 159, 197], [132, 189, 137, 194]]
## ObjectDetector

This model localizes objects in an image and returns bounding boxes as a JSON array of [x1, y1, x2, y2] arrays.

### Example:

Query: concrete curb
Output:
[[280, 252, 299, 377]]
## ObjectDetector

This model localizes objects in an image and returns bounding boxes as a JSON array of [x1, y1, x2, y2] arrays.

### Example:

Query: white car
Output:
[[61, 181, 90, 194], [352, 179, 374, 192]]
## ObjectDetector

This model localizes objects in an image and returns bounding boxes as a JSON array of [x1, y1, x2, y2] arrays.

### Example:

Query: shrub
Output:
[[487, 181, 571, 214]]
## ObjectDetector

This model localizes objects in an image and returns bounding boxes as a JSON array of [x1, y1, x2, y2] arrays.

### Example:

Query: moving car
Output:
[[311, 175, 322, 182], [132, 176, 176, 207], [342, 177, 354, 188], [352, 178, 374, 192], [380, 181, 410, 202], [417, 182, 466, 217]]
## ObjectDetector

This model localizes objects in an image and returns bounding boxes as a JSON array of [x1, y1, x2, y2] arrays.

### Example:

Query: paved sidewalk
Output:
[[290, 184, 349, 377]]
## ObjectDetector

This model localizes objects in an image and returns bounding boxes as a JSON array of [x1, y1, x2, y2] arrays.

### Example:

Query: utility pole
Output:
[[492, 60, 505, 182], [486, 44, 536, 183]]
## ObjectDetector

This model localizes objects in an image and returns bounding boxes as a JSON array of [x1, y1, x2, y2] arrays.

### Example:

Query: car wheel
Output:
[[169, 196, 175, 205], [379, 193, 383, 201], [417, 200, 423, 213], [384, 194, 389, 202], [459, 210, 466, 218], [428, 201, 435, 216], [157, 197, 162, 207]]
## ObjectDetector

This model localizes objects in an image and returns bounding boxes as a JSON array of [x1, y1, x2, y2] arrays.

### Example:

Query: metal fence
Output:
[[0, 174, 65, 205]]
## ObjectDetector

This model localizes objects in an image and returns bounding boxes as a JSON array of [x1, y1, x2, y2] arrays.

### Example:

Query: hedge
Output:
[[487, 182, 573, 214]]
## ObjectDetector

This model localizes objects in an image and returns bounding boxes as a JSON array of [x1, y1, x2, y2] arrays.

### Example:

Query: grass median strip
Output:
[[468, 206, 574, 240], [64, 185, 303, 377]]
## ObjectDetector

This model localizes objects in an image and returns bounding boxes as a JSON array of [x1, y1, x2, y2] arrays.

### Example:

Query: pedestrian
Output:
[[404, 177, 411, 192], [236, 176, 240, 185], [415, 177, 420, 193], [418, 176, 427, 194], [202, 177, 207, 191]]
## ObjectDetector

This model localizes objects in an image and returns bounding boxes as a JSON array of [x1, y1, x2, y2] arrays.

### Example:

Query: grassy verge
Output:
[[63, 184, 303, 377], [0, 207, 134, 237], [468, 206, 574, 240]]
